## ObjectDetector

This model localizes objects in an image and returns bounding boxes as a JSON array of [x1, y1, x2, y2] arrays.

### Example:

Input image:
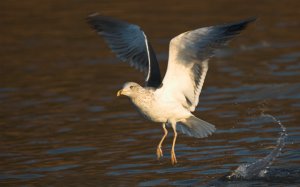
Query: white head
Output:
[[117, 82, 143, 98]]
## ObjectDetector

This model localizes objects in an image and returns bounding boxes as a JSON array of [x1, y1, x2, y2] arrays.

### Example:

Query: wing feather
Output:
[[87, 14, 162, 88], [161, 18, 256, 111]]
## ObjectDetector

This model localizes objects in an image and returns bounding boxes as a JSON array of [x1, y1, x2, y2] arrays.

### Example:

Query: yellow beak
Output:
[[117, 89, 123, 97]]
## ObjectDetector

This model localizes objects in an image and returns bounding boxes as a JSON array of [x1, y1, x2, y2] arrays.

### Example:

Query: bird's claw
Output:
[[156, 147, 163, 160], [171, 151, 177, 165]]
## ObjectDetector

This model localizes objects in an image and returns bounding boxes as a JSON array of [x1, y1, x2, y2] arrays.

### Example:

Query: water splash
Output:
[[225, 114, 288, 180]]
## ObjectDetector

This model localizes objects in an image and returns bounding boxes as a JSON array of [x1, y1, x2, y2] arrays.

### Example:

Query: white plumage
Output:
[[88, 14, 255, 164]]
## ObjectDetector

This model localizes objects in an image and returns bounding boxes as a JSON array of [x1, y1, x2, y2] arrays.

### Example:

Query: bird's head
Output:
[[117, 82, 142, 98]]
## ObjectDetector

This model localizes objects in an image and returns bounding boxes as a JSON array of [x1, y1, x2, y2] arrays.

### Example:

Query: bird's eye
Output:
[[130, 86, 134, 89]]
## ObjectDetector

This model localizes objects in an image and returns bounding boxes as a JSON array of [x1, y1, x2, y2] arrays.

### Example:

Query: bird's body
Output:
[[88, 14, 255, 164], [126, 84, 191, 123]]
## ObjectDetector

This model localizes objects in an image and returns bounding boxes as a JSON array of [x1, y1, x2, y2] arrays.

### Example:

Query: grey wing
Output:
[[161, 18, 256, 111], [87, 14, 162, 88]]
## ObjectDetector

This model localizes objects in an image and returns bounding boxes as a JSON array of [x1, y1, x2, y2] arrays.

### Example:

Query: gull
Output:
[[87, 14, 255, 165]]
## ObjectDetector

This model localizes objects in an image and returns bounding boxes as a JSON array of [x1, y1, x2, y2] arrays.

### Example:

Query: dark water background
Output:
[[1, 0, 300, 186]]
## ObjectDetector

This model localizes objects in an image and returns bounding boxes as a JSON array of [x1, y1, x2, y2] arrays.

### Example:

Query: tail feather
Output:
[[178, 116, 216, 138]]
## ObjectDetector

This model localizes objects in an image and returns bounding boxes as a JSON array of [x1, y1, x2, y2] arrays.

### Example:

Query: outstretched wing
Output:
[[87, 14, 162, 88], [160, 18, 256, 111]]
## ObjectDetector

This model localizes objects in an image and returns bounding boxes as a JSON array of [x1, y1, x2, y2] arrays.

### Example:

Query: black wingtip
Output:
[[239, 17, 258, 28], [86, 13, 116, 32], [243, 17, 258, 24], [86, 12, 101, 30], [238, 17, 257, 27], [222, 17, 257, 35], [86, 13, 129, 32]]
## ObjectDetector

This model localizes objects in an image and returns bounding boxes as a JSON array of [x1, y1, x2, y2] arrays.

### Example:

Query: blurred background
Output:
[[0, 0, 299, 186]]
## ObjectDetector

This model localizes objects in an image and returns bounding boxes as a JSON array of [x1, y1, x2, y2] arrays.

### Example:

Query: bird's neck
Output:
[[130, 88, 153, 108]]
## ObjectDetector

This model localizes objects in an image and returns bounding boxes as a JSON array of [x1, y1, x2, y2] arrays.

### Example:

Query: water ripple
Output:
[[46, 146, 97, 155]]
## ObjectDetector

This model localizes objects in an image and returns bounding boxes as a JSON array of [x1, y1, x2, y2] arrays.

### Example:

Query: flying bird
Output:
[[87, 14, 255, 165]]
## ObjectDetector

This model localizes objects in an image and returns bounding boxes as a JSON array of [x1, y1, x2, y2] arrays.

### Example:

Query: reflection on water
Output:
[[1, 0, 300, 186]]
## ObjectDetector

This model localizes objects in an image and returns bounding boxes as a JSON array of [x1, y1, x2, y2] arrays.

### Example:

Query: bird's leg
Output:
[[156, 123, 168, 160], [171, 122, 178, 165]]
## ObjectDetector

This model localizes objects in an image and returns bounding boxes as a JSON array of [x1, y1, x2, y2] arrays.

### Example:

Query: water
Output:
[[1, 0, 300, 186], [225, 114, 288, 180]]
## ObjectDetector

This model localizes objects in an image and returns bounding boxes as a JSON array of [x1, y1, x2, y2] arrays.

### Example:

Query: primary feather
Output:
[[87, 14, 162, 88], [160, 18, 256, 112]]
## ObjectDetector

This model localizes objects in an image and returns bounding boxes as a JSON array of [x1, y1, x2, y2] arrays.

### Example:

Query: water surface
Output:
[[1, 0, 300, 186]]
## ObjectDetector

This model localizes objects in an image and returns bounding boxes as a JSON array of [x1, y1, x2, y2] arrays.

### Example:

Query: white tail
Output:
[[178, 116, 216, 138]]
